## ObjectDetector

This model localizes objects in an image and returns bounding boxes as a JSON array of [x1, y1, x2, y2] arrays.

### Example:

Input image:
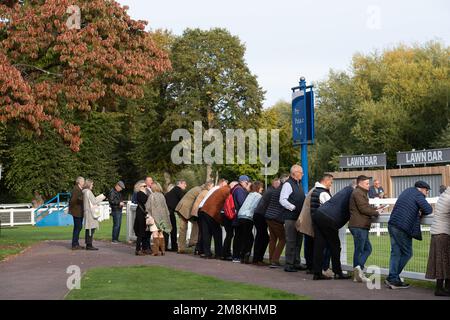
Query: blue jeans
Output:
[[323, 246, 332, 271], [387, 224, 413, 283], [111, 210, 122, 241], [72, 216, 83, 247], [349, 227, 372, 269]]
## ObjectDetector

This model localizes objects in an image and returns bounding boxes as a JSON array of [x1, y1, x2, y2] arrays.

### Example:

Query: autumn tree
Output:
[[0, 0, 170, 151]]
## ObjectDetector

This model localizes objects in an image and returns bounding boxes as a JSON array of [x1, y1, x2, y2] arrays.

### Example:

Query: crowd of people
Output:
[[67, 165, 450, 297]]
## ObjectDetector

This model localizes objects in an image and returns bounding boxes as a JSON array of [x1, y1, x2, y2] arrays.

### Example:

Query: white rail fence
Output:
[[0, 202, 114, 227], [1, 198, 438, 281]]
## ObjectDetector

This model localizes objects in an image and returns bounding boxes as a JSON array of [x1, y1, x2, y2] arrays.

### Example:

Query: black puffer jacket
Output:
[[264, 185, 284, 223], [133, 191, 149, 238]]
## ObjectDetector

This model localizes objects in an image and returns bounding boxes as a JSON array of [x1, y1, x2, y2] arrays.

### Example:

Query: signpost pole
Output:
[[299, 77, 309, 192], [292, 76, 314, 193]]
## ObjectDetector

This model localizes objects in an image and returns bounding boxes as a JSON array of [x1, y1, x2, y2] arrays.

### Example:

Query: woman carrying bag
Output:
[[82, 179, 106, 251]]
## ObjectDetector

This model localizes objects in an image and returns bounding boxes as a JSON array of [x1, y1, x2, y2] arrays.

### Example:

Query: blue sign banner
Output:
[[292, 89, 314, 145]]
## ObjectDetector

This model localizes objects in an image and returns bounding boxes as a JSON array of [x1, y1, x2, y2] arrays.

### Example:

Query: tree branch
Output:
[[13, 63, 63, 77]]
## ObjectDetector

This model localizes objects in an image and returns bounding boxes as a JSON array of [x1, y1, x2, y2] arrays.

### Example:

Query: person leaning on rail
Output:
[[385, 181, 433, 290]]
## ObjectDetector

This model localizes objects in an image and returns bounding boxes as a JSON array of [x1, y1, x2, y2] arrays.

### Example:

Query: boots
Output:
[[151, 238, 160, 256], [435, 279, 450, 296], [159, 237, 166, 256]]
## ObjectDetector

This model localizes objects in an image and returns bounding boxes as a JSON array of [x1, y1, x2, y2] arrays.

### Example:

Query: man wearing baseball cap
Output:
[[108, 181, 126, 244], [385, 180, 433, 289]]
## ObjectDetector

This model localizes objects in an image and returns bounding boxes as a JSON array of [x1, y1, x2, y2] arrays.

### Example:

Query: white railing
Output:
[[126, 198, 437, 281], [0, 201, 116, 227], [336, 197, 438, 281]]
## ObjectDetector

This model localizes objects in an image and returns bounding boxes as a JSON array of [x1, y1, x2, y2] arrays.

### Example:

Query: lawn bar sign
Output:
[[339, 153, 387, 170], [397, 148, 450, 167]]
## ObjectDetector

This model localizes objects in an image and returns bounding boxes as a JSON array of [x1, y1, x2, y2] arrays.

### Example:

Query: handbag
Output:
[[145, 214, 155, 226], [90, 199, 102, 220]]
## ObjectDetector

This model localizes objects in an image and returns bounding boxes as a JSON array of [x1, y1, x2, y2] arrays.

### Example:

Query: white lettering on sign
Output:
[[346, 156, 378, 167], [406, 151, 443, 164]]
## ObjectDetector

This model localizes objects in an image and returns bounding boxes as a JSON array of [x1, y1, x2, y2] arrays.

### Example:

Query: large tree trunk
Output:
[[206, 109, 215, 182], [163, 171, 171, 192]]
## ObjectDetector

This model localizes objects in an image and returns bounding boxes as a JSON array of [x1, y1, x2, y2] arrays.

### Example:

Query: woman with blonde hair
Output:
[[145, 182, 172, 255], [82, 179, 106, 250]]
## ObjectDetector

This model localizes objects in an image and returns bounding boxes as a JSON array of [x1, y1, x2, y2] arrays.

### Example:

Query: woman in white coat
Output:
[[82, 179, 106, 250]]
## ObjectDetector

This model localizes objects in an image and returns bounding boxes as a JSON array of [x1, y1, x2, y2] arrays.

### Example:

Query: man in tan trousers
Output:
[[176, 180, 214, 253]]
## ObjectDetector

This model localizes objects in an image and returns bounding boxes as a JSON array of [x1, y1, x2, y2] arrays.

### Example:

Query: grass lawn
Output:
[[0, 215, 127, 261], [344, 229, 431, 274], [65, 265, 309, 300]]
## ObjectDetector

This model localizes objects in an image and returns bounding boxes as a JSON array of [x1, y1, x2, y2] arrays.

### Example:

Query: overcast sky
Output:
[[117, 0, 450, 107]]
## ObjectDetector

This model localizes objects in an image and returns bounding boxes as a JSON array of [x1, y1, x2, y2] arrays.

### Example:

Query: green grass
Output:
[[0, 216, 127, 261], [344, 226, 431, 274], [297, 225, 431, 274], [65, 265, 309, 300]]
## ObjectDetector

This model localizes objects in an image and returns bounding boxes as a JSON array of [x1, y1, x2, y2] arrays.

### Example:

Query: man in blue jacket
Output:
[[311, 184, 355, 280], [385, 181, 433, 289]]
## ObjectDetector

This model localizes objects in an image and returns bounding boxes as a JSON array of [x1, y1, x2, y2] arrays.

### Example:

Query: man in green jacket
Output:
[[349, 175, 380, 282]]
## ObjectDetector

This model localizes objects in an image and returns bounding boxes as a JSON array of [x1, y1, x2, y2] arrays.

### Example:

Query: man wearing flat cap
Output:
[[108, 181, 126, 243], [385, 180, 433, 289]]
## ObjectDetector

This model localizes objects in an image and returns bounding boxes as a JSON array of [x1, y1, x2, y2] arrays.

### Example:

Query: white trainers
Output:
[[353, 266, 363, 282], [322, 269, 335, 278]]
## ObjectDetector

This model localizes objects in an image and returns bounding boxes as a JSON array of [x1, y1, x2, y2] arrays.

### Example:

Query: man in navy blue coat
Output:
[[385, 181, 433, 289], [311, 184, 355, 280]]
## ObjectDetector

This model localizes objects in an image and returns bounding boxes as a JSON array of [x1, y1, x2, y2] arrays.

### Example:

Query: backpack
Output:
[[223, 187, 237, 220]]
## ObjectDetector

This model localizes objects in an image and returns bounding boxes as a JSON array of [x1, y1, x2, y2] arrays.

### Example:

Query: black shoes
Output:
[[294, 264, 308, 271], [71, 245, 85, 250], [313, 273, 332, 280], [435, 288, 450, 297], [384, 279, 410, 289], [284, 266, 298, 273], [200, 254, 214, 259], [334, 273, 351, 280], [221, 256, 233, 261], [86, 246, 99, 251], [240, 253, 251, 264]]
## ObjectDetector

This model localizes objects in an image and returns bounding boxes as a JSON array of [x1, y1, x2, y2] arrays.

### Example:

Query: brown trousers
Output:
[[178, 214, 199, 251], [267, 219, 286, 264]]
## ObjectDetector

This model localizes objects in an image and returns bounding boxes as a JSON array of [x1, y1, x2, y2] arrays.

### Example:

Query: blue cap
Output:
[[238, 175, 251, 182], [414, 180, 430, 190]]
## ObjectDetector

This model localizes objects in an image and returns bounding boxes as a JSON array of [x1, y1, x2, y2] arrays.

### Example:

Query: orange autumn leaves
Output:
[[0, 0, 170, 151]]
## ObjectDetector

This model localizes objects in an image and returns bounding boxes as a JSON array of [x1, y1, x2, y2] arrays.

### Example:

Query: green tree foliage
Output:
[[129, 28, 265, 182], [4, 113, 123, 200], [314, 41, 450, 174]]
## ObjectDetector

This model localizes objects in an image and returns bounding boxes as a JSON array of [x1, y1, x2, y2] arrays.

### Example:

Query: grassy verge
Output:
[[65, 265, 309, 300], [0, 216, 126, 261]]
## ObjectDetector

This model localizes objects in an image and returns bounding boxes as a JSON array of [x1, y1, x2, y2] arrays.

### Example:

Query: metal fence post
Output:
[[10, 209, 14, 227], [31, 209, 35, 226], [126, 202, 131, 242], [339, 226, 347, 265]]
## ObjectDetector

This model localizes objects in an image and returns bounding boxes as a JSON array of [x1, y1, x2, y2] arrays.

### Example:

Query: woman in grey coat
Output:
[[82, 179, 106, 250], [145, 182, 172, 251]]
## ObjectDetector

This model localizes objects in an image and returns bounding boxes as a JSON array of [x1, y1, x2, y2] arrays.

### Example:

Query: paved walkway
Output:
[[0, 240, 447, 300]]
